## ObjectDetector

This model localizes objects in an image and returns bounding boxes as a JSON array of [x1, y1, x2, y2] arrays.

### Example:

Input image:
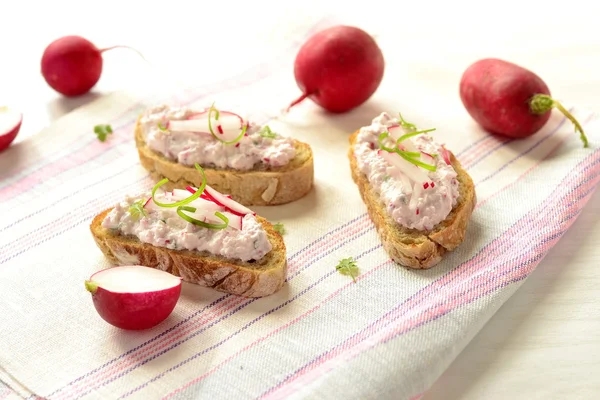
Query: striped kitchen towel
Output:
[[1, 20, 599, 400]]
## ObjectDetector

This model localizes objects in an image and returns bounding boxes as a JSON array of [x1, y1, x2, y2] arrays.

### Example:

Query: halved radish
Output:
[[84, 265, 181, 330], [0, 107, 23, 152]]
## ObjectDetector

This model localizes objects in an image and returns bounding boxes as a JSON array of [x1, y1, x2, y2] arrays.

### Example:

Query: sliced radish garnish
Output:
[[379, 150, 430, 184], [185, 208, 243, 230], [204, 185, 255, 216], [0, 106, 23, 152], [386, 166, 413, 195], [188, 109, 244, 125], [169, 112, 246, 142], [441, 145, 452, 165], [84, 265, 181, 330], [420, 152, 436, 165], [388, 125, 419, 153], [409, 181, 423, 211]]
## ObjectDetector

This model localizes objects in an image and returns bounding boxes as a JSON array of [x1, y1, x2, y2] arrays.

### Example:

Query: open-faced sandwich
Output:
[[348, 112, 476, 269], [134, 104, 314, 206], [90, 164, 287, 298]]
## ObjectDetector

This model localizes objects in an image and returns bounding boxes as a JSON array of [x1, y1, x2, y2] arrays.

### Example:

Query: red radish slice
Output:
[[188, 109, 244, 124], [388, 125, 419, 153], [185, 208, 243, 230], [409, 182, 423, 210], [379, 150, 430, 184], [84, 265, 181, 330], [168, 116, 246, 142], [420, 152, 435, 166], [204, 185, 255, 216], [385, 166, 413, 195], [0, 107, 23, 152], [441, 146, 452, 165]]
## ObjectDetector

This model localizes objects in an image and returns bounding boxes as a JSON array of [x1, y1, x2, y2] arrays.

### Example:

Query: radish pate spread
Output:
[[353, 112, 460, 231], [102, 192, 272, 262], [139, 104, 296, 170]]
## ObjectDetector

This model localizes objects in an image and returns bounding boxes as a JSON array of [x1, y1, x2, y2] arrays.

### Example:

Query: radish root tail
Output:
[[530, 94, 589, 148], [100, 45, 149, 64], [285, 92, 311, 113]]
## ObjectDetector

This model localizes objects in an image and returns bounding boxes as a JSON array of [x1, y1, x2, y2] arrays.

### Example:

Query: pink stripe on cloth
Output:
[[158, 114, 577, 398], [260, 151, 600, 400], [59, 113, 572, 400], [54, 224, 377, 400], [0, 121, 136, 202]]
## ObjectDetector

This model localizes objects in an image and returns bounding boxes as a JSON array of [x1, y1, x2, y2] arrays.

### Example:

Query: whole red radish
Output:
[[287, 25, 385, 114], [84, 265, 182, 330], [0, 107, 23, 152], [41, 36, 144, 97], [459, 58, 588, 147]]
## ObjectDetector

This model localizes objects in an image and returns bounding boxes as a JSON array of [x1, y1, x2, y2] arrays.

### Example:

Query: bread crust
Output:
[[348, 130, 476, 269], [90, 209, 288, 298], [135, 117, 314, 206]]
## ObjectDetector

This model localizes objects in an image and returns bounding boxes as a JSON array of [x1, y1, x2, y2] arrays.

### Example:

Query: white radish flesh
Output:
[[204, 185, 255, 216], [90, 265, 181, 293], [379, 150, 430, 184]]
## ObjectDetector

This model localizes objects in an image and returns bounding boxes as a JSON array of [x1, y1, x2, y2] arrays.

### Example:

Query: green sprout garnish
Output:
[[128, 199, 148, 220], [259, 125, 277, 139], [176, 206, 229, 230], [94, 124, 113, 142], [158, 121, 168, 131], [151, 163, 207, 208], [377, 114, 439, 172], [207, 103, 247, 145], [396, 128, 436, 144], [273, 222, 286, 235], [398, 113, 417, 132], [336, 257, 360, 283]]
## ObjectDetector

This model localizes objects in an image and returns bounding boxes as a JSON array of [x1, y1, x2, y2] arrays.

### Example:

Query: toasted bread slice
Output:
[[90, 209, 288, 298], [348, 130, 476, 269], [134, 117, 314, 206]]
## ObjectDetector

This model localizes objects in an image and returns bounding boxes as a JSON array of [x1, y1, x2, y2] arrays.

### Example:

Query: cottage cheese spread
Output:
[[102, 193, 272, 262], [139, 105, 296, 171], [354, 112, 460, 231]]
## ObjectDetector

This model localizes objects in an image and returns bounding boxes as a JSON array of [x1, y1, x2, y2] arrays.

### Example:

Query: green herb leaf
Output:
[[273, 222, 286, 235], [259, 125, 277, 139], [128, 199, 148, 220], [94, 124, 113, 142], [336, 257, 360, 283]]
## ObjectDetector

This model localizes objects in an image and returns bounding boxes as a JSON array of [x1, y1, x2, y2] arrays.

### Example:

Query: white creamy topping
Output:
[[139, 104, 296, 170], [102, 193, 272, 262], [354, 112, 460, 231]]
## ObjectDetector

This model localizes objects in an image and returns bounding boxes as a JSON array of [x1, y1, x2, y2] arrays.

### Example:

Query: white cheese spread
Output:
[[354, 112, 460, 231], [102, 192, 272, 262], [139, 104, 296, 171]]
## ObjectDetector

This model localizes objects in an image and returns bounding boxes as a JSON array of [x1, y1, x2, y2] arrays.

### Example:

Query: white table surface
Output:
[[2, 1, 598, 399]]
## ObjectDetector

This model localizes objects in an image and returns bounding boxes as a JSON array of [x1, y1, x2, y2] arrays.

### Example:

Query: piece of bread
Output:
[[90, 209, 288, 298], [134, 117, 314, 206], [348, 130, 476, 269]]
